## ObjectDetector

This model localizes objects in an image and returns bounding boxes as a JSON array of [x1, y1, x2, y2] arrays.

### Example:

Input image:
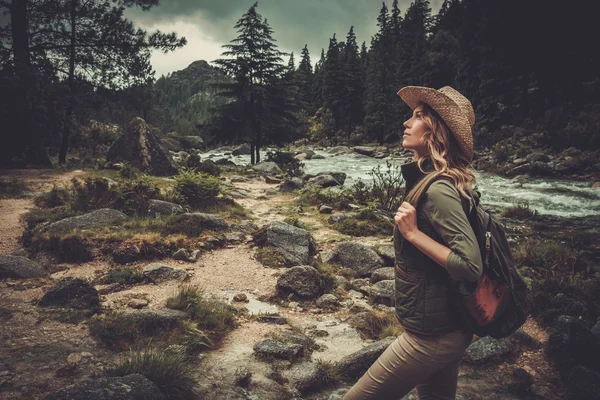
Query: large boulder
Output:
[[179, 135, 204, 149], [173, 213, 229, 231], [308, 175, 341, 188], [279, 178, 305, 193], [232, 143, 251, 156], [365, 280, 394, 306], [337, 336, 395, 380], [253, 339, 304, 360], [38, 278, 100, 317], [263, 221, 316, 265], [40, 208, 127, 235], [547, 315, 600, 372], [464, 337, 513, 364], [277, 266, 323, 299], [353, 146, 376, 156], [335, 242, 384, 277], [316, 171, 347, 185], [142, 263, 189, 283], [0, 255, 49, 279], [147, 200, 185, 218], [252, 162, 283, 176], [107, 117, 177, 176], [42, 373, 166, 400]]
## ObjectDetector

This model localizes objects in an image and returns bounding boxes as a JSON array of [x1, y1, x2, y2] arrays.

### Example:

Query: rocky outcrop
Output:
[[42, 373, 166, 400], [308, 175, 341, 188], [142, 263, 189, 283], [262, 221, 316, 266], [147, 200, 185, 218], [39, 278, 100, 311], [334, 242, 384, 277], [0, 255, 48, 279], [464, 337, 514, 364], [337, 336, 395, 380], [252, 162, 283, 176], [107, 117, 177, 176], [276, 266, 323, 299], [40, 208, 127, 235]]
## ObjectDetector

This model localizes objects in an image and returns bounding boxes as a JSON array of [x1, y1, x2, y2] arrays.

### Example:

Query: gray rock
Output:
[[328, 213, 352, 224], [226, 232, 246, 243], [231, 222, 259, 234], [319, 205, 333, 214], [41, 208, 127, 235], [39, 278, 100, 311], [315, 171, 347, 185], [335, 242, 384, 277], [265, 176, 282, 184], [285, 361, 323, 394], [512, 158, 528, 166], [529, 161, 554, 176], [277, 266, 323, 299], [254, 339, 304, 360], [179, 135, 204, 149], [171, 248, 199, 262], [42, 373, 166, 400], [337, 336, 395, 379], [327, 146, 351, 155], [328, 388, 350, 400], [374, 245, 395, 267], [230, 175, 249, 183], [548, 315, 600, 371], [0, 255, 48, 279], [175, 213, 229, 231], [320, 251, 337, 264], [550, 293, 588, 318], [107, 117, 177, 176], [143, 263, 189, 283], [505, 163, 530, 177], [264, 221, 316, 265], [316, 294, 340, 309], [566, 366, 600, 400], [464, 336, 513, 364], [526, 152, 551, 163], [252, 162, 283, 176], [279, 178, 304, 193], [147, 200, 184, 218], [232, 143, 251, 156], [308, 175, 340, 188], [367, 280, 394, 306], [370, 267, 394, 283], [353, 146, 376, 156]]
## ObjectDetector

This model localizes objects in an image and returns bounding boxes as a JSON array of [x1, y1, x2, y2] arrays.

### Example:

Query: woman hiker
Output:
[[343, 86, 483, 400]]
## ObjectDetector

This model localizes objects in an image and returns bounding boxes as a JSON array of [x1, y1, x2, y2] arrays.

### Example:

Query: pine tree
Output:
[[312, 48, 326, 111], [213, 2, 292, 163], [295, 44, 314, 113], [322, 34, 344, 135], [341, 26, 364, 133]]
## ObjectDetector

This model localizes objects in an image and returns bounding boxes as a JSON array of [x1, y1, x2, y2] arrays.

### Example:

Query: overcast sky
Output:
[[126, 0, 444, 78]]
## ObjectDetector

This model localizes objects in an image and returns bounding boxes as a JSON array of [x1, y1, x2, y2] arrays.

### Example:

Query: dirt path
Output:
[[0, 169, 85, 256]]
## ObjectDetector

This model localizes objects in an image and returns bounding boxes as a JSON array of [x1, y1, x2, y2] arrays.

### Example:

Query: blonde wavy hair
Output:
[[404, 103, 476, 205]]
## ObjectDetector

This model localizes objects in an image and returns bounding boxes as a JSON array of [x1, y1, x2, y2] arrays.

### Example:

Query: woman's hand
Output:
[[394, 202, 419, 241]]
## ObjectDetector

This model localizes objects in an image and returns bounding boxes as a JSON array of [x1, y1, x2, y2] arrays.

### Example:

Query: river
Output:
[[201, 148, 600, 218]]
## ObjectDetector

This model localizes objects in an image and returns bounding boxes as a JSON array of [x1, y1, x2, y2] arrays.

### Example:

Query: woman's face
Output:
[[403, 105, 429, 157]]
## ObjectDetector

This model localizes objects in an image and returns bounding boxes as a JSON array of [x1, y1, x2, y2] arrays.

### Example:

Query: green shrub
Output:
[[313, 359, 342, 388], [299, 186, 354, 210], [173, 169, 221, 209], [118, 163, 140, 179], [181, 320, 211, 353], [283, 216, 308, 230], [21, 206, 78, 229], [334, 209, 392, 237], [109, 347, 200, 400], [196, 160, 221, 177], [115, 175, 161, 216], [352, 161, 404, 212], [34, 186, 70, 208], [88, 311, 140, 350], [70, 177, 119, 212], [514, 238, 578, 272], [159, 214, 205, 237], [0, 178, 29, 198], [501, 202, 538, 219], [166, 286, 236, 344]]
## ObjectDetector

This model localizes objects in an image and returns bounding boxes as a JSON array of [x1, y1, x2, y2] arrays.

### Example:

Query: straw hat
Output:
[[397, 86, 475, 161]]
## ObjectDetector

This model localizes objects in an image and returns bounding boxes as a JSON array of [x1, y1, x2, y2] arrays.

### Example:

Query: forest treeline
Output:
[[1, 0, 599, 166]]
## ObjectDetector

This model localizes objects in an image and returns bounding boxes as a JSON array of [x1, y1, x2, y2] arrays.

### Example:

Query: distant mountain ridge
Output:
[[155, 60, 230, 137]]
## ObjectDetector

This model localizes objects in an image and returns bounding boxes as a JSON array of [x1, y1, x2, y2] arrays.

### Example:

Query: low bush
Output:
[[70, 177, 118, 212], [118, 163, 140, 179], [265, 150, 304, 177], [333, 209, 393, 237], [351, 161, 405, 212], [501, 202, 538, 219], [299, 186, 354, 210], [109, 347, 200, 400], [348, 309, 403, 340], [88, 311, 140, 350], [21, 206, 78, 230], [44, 234, 93, 262], [173, 169, 221, 209], [34, 186, 70, 208], [514, 238, 578, 272], [166, 286, 236, 344], [0, 178, 29, 198], [196, 160, 221, 177], [312, 359, 342, 389]]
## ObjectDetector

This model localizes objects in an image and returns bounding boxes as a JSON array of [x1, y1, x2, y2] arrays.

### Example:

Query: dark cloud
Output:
[[128, 0, 444, 61]]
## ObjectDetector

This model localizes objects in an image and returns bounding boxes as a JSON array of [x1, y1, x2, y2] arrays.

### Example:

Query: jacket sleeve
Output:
[[421, 180, 483, 282]]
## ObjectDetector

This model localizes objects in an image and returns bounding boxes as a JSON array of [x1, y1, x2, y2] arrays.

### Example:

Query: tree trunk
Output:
[[250, 142, 255, 164], [255, 132, 261, 164], [59, 0, 77, 165]]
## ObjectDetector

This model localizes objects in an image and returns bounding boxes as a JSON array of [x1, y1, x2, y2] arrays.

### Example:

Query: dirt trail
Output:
[[0, 169, 85, 256]]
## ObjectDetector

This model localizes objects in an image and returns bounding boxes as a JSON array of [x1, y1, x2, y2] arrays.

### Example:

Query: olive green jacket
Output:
[[394, 161, 483, 334]]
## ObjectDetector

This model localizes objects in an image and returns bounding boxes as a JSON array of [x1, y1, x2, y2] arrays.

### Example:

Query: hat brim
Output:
[[397, 86, 473, 161]]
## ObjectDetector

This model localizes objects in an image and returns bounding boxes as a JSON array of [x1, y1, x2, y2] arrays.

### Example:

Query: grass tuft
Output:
[[0, 178, 29, 198], [501, 202, 538, 219]]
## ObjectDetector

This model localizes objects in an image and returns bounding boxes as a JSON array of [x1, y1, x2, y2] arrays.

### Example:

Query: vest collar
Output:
[[401, 158, 434, 193]]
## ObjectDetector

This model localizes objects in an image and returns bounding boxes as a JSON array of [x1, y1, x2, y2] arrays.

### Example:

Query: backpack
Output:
[[455, 196, 531, 338], [416, 177, 531, 339]]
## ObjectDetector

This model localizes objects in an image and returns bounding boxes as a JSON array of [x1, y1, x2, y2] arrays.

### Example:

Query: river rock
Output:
[[335, 242, 384, 277], [337, 336, 395, 380], [315, 171, 347, 185], [252, 162, 283, 176], [319, 205, 333, 214], [263, 221, 316, 265], [40, 208, 127, 235], [0, 255, 48, 279], [370, 267, 394, 283], [147, 200, 185, 218], [277, 266, 323, 299], [232, 143, 251, 156], [142, 263, 189, 283], [308, 175, 340, 188], [285, 361, 322, 394], [327, 146, 351, 155], [353, 146, 376, 156], [42, 373, 166, 400], [316, 293, 340, 310], [529, 161, 554, 176], [179, 135, 204, 149], [526, 152, 551, 163], [464, 336, 513, 364], [107, 117, 176, 176]]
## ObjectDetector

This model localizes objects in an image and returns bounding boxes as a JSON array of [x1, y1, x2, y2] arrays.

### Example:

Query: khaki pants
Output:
[[343, 329, 473, 400]]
